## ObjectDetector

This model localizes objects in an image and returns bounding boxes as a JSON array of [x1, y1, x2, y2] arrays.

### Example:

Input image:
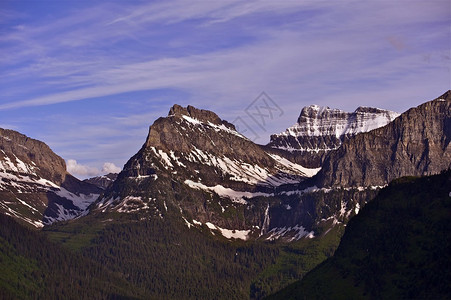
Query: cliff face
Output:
[[268, 105, 399, 168], [94, 104, 324, 240], [317, 91, 451, 187], [0, 129, 101, 227], [0, 128, 67, 185]]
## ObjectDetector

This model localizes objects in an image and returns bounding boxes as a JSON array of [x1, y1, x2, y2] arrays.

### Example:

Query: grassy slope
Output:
[[268, 170, 451, 299]]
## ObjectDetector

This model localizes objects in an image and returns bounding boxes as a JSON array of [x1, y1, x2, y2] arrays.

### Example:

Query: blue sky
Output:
[[1, 0, 450, 178]]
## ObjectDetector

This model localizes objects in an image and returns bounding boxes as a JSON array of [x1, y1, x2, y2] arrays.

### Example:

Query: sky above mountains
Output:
[[1, 0, 450, 178]]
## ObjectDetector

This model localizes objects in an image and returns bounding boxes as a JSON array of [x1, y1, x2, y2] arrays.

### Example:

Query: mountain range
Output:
[[0, 90, 449, 299]]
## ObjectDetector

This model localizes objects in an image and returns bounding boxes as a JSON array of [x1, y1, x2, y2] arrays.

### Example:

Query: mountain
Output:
[[3, 91, 449, 299], [83, 173, 118, 190], [93, 104, 323, 241], [269, 170, 451, 299], [317, 91, 451, 187], [92, 92, 450, 242], [0, 128, 102, 228], [268, 105, 399, 168]]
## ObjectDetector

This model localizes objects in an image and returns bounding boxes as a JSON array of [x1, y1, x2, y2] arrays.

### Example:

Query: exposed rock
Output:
[[94, 104, 322, 239], [268, 105, 399, 168], [317, 91, 451, 187], [0, 128, 101, 227], [0, 128, 67, 185]]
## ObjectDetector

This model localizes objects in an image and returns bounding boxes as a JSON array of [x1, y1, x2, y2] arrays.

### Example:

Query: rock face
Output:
[[93, 93, 450, 241], [83, 173, 118, 190], [317, 91, 451, 187], [95, 105, 323, 241], [0, 129, 101, 227], [268, 105, 399, 167]]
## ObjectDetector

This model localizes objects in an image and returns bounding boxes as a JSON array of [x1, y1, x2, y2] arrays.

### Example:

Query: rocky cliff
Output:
[[94, 104, 325, 240], [0, 129, 101, 227], [317, 91, 451, 187]]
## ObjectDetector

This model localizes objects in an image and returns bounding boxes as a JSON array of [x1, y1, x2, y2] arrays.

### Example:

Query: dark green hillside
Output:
[[46, 213, 282, 299], [0, 214, 141, 299], [41, 210, 343, 299], [268, 170, 451, 299]]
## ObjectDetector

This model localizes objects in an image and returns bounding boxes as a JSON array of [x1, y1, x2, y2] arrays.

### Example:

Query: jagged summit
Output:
[[145, 104, 243, 154], [169, 104, 224, 126]]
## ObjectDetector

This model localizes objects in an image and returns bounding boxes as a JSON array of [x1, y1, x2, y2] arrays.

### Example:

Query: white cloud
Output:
[[102, 162, 121, 174], [66, 159, 122, 178], [66, 159, 99, 177]]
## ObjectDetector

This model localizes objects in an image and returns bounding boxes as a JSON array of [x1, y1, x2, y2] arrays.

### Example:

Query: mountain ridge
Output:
[[316, 91, 451, 187], [0, 128, 102, 227]]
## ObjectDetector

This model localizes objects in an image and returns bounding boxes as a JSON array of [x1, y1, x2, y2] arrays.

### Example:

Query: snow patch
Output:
[[354, 202, 360, 214], [268, 153, 321, 177], [54, 188, 99, 211], [205, 222, 250, 240], [184, 180, 272, 204], [266, 225, 314, 241]]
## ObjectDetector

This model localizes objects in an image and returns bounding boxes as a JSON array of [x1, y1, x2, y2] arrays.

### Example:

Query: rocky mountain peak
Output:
[[145, 105, 266, 162], [0, 128, 102, 227], [268, 104, 399, 168], [168, 104, 225, 126], [0, 128, 67, 185], [95, 104, 323, 239], [316, 90, 451, 188]]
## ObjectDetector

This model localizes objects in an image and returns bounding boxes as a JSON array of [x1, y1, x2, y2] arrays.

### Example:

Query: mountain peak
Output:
[[168, 104, 223, 125], [436, 89, 450, 101]]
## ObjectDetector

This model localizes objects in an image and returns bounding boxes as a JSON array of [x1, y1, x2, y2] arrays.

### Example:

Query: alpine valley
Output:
[[0, 91, 450, 299]]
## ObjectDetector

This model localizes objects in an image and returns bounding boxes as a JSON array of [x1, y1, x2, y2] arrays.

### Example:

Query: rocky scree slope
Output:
[[317, 91, 451, 188], [268, 105, 399, 168], [94, 104, 324, 241], [0, 128, 102, 227]]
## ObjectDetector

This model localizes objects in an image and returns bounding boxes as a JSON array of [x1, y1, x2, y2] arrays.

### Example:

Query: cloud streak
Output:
[[1, 0, 449, 173]]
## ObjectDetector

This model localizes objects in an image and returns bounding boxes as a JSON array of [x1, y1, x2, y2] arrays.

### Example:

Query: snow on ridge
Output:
[[0, 201, 44, 228], [184, 180, 272, 204], [274, 105, 400, 139], [0, 159, 99, 225], [268, 153, 321, 177], [180, 114, 247, 139], [186, 148, 303, 186], [266, 225, 314, 241], [54, 187, 99, 211], [150, 147, 174, 169], [182, 115, 202, 125], [0, 152, 38, 175]]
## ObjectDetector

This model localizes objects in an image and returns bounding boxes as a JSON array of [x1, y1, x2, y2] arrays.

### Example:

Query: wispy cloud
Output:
[[1, 0, 449, 171]]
